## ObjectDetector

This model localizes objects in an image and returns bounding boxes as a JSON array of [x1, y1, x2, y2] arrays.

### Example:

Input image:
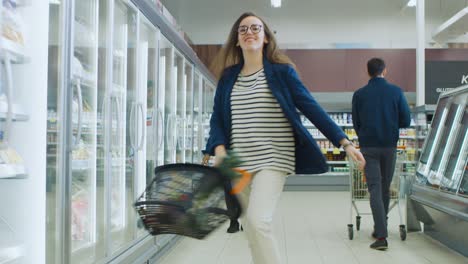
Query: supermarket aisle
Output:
[[158, 192, 467, 264]]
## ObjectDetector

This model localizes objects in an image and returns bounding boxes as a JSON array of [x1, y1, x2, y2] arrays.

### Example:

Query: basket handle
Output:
[[201, 154, 210, 166]]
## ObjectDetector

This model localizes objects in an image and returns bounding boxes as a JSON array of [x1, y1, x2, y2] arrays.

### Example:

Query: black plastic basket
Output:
[[134, 163, 240, 239]]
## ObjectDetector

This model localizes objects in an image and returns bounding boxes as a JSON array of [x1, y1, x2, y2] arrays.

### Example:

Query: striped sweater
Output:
[[230, 68, 295, 174]]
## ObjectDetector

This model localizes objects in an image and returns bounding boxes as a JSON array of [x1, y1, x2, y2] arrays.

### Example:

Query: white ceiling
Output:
[[160, 0, 468, 45], [161, 0, 467, 21]]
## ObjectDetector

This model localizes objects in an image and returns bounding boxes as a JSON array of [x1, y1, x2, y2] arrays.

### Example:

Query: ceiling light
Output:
[[271, 0, 281, 8], [407, 0, 416, 7]]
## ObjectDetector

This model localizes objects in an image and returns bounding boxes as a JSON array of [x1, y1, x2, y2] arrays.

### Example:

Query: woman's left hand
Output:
[[345, 146, 366, 171]]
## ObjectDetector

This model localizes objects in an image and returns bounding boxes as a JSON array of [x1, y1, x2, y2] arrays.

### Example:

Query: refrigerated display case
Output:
[[0, 0, 29, 178], [410, 84, 468, 257], [412, 105, 435, 162], [0, 1, 48, 264], [45, 0, 217, 263]]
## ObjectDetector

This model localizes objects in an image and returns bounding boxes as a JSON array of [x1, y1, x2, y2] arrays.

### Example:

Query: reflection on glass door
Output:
[[70, 0, 98, 256], [184, 63, 194, 163]]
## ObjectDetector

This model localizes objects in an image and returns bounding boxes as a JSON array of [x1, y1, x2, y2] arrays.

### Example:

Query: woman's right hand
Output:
[[214, 145, 227, 167]]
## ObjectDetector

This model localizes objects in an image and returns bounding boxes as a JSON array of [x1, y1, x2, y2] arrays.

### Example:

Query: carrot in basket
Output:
[[230, 168, 252, 194]]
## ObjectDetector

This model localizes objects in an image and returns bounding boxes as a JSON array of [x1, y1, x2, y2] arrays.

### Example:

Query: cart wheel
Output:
[[399, 225, 407, 241], [356, 216, 361, 231], [348, 224, 354, 240]]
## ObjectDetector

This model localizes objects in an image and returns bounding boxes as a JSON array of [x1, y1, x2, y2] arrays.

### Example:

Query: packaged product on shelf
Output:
[[2, 0, 25, 45]]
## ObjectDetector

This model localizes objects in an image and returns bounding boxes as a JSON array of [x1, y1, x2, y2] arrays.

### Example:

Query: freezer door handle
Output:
[[137, 103, 145, 151], [157, 108, 164, 149], [71, 77, 83, 150], [130, 102, 137, 150]]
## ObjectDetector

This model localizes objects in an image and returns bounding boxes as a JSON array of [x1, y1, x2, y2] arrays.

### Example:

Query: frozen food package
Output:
[[2, 0, 25, 45]]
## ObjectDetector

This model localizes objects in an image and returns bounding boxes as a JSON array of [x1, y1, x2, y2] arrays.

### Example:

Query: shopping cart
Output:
[[347, 150, 407, 240]]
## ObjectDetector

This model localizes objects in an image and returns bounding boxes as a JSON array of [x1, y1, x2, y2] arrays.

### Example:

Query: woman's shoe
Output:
[[227, 220, 240, 233]]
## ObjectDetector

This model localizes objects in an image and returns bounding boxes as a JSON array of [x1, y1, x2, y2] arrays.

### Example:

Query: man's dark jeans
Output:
[[361, 147, 397, 238]]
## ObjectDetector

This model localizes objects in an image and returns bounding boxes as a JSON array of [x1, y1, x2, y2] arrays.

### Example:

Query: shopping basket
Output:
[[135, 153, 250, 240], [347, 150, 407, 240]]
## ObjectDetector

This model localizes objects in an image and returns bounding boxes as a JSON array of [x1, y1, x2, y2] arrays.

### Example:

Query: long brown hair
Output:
[[210, 12, 295, 80]]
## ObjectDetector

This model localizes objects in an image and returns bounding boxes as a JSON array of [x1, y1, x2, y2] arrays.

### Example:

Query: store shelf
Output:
[[0, 212, 25, 262], [0, 243, 24, 263], [0, 37, 29, 64], [0, 101, 29, 121], [321, 148, 345, 152], [0, 164, 27, 179], [326, 161, 348, 164], [305, 123, 354, 129], [321, 172, 349, 176], [72, 159, 92, 171]]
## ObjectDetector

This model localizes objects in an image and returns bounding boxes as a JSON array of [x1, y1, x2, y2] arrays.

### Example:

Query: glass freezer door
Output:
[[110, 0, 137, 253], [70, 0, 99, 255], [139, 17, 158, 196], [184, 63, 194, 163], [202, 79, 214, 152], [160, 36, 176, 164], [442, 105, 468, 193], [47, 3, 65, 263], [427, 99, 465, 187], [135, 16, 158, 239], [175, 52, 185, 163], [416, 97, 450, 183], [192, 71, 202, 163]]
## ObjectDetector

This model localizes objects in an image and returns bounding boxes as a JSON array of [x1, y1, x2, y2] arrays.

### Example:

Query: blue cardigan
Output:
[[352, 77, 411, 148], [203, 58, 347, 174]]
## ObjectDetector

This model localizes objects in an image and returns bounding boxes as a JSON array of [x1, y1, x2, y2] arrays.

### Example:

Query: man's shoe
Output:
[[227, 220, 240, 233], [370, 239, 388, 250]]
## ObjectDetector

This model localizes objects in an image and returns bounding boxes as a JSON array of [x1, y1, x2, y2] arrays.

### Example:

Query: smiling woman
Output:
[[210, 12, 293, 80], [203, 11, 365, 264]]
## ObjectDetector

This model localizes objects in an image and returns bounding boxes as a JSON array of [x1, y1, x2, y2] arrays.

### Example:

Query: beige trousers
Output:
[[237, 169, 287, 264]]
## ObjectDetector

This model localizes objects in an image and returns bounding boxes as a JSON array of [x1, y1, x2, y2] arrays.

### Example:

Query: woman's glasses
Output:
[[238, 24, 263, 35]]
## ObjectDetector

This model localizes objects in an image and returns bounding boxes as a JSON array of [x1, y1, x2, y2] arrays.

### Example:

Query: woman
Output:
[[203, 12, 365, 264]]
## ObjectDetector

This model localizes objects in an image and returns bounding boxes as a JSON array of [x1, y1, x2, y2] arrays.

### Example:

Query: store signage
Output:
[[425, 61, 468, 104]]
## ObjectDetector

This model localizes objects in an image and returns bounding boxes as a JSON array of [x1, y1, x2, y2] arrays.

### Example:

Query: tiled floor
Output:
[[158, 192, 468, 264]]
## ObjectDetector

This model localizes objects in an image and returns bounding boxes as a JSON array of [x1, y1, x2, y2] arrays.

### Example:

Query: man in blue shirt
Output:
[[352, 58, 411, 250]]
